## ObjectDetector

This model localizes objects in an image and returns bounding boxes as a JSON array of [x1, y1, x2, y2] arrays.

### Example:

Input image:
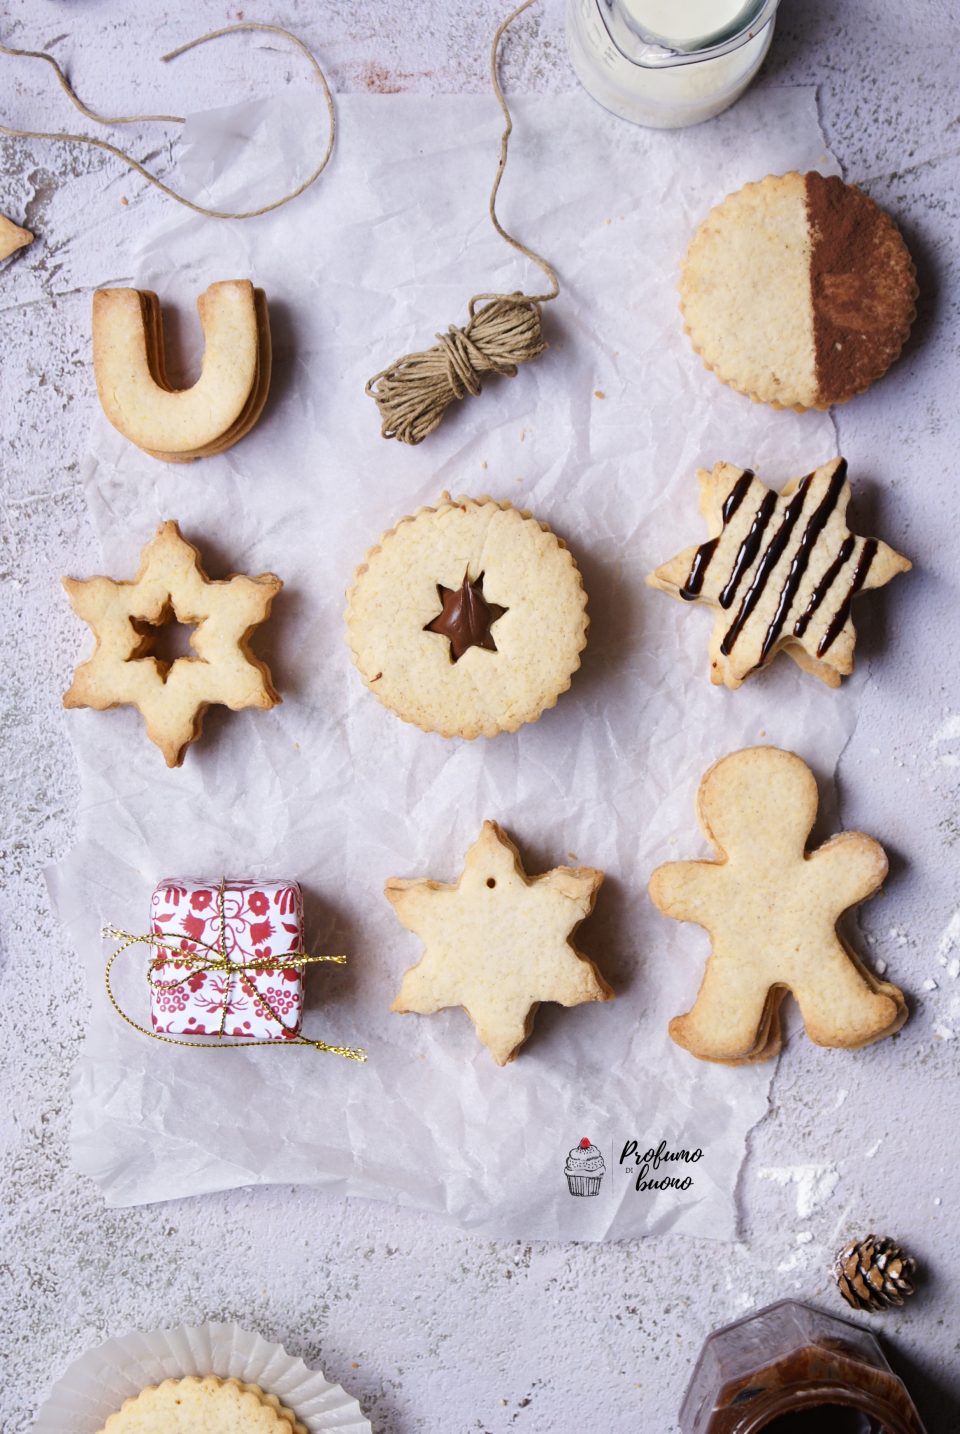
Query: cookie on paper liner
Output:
[[99, 1377, 306, 1432], [345, 494, 588, 738], [679, 171, 917, 411], [387, 820, 613, 1065], [32, 1321, 371, 1434], [648, 747, 907, 1065]]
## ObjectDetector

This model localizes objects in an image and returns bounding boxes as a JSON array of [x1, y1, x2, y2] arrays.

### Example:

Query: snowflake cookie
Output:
[[63, 520, 282, 766], [387, 821, 613, 1064], [0, 213, 33, 262]]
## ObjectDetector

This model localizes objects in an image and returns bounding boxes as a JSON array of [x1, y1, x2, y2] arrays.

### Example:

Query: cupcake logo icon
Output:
[[564, 1137, 605, 1197]]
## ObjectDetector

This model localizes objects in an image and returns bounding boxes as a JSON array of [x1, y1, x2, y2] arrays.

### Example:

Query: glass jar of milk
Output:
[[566, 0, 780, 129]]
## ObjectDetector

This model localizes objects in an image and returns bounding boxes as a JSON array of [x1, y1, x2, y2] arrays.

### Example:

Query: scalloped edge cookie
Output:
[[345, 494, 589, 739], [96, 1376, 307, 1433]]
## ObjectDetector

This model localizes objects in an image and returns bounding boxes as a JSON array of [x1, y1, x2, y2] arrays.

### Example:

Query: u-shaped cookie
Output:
[[92, 279, 271, 460]]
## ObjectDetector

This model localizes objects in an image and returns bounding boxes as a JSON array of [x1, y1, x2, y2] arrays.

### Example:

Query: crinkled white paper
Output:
[[48, 86, 851, 1238]]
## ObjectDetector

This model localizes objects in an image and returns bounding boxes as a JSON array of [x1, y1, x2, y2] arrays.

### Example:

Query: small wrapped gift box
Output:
[[150, 879, 305, 1041]]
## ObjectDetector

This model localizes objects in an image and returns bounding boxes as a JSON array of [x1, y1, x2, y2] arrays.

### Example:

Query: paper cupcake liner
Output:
[[32, 1321, 371, 1433], [566, 1173, 603, 1196]]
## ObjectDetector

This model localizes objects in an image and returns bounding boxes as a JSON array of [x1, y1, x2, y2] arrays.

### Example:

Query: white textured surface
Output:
[[1, 2, 959, 1431]]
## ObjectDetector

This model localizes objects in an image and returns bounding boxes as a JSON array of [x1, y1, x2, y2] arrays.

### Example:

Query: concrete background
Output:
[[1, 1, 959, 1430]]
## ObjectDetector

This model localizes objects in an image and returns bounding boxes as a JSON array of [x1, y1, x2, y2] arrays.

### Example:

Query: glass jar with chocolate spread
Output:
[[679, 1299, 927, 1433]]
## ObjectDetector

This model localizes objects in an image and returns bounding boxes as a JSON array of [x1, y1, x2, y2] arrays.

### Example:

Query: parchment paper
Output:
[[48, 86, 852, 1238]]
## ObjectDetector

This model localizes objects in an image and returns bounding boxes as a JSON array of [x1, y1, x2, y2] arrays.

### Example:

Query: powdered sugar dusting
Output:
[[931, 713, 960, 767], [759, 1163, 840, 1219]]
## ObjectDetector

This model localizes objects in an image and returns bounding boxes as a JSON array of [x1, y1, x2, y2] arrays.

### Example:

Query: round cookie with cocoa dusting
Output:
[[345, 494, 588, 738], [679, 171, 918, 411]]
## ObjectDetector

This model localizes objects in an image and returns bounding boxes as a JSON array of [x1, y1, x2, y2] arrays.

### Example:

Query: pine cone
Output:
[[835, 1234, 917, 1312]]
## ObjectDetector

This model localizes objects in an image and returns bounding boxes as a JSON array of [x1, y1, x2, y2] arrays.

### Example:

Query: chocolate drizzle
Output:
[[793, 533, 855, 640], [758, 459, 848, 662], [424, 569, 507, 662], [721, 470, 754, 524], [721, 478, 813, 656], [680, 538, 718, 600], [817, 538, 877, 656], [680, 471, 754, 601], [719, 489, 777, 610]]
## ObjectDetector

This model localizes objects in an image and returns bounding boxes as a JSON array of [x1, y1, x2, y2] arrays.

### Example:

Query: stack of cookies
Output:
[[92, 279, 271, 461]]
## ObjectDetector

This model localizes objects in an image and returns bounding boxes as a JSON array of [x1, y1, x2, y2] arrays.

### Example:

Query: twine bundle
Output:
[[365, 0, 560, 445], [0, 23, 335, 221]]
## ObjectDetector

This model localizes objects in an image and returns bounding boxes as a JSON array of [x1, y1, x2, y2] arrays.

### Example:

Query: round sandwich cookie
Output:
[[345, 494, 589, 738], [679, 171, 918, 411], [97, 1376, 307, 1433]]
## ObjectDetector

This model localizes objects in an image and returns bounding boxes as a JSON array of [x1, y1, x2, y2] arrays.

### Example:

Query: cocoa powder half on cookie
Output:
[[806, 172, 918, 406], [679, 171, 917, 411]]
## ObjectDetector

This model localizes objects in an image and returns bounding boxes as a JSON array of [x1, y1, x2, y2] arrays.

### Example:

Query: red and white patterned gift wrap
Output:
[[149, 879, 305, 1041]]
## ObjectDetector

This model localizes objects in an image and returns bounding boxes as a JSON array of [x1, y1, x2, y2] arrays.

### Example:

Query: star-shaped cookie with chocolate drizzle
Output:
[[387, 821, 613, 1065], [63, 520, 282, 766], [648, 459, 910, 689]]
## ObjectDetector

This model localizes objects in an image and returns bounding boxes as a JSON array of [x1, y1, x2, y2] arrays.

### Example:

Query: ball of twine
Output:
[[365, 0, 559, 446], [366, 292, 547, 447]]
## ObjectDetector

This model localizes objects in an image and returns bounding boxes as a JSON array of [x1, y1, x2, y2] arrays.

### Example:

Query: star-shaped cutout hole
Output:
[[63, 520, 282, 767], [423, 569, 507, 663], [387, 821, 613, 1065], [132, 607, 202, 679], [647, 458, 911, 689]]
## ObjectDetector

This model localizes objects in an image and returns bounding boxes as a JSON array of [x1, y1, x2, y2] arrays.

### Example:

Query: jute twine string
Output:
[[0, 23, 335, 220], [102, 880, 366, 1060], [365, 0, 560, 445]]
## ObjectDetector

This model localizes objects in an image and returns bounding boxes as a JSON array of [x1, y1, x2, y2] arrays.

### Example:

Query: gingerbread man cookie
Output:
[[649, 747, 907, 1063], [387, 821, 613, 1065]]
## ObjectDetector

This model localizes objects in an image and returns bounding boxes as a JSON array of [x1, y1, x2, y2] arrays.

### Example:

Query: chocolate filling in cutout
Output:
[[424, 570, 508, 663]]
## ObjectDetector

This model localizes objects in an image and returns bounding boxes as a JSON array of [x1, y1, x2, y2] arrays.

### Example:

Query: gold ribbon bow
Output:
[[102, 879, 366, 1061]]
